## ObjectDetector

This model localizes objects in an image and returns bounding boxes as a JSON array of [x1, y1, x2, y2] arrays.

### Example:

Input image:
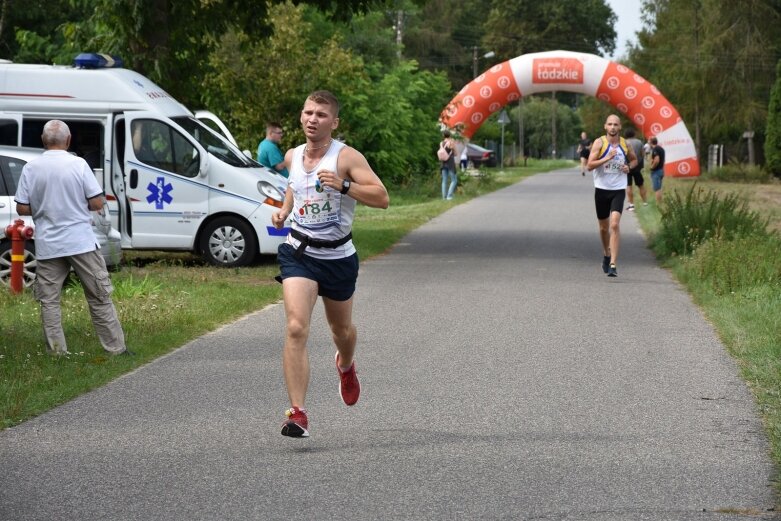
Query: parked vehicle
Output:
[[0, 146, 121, 287], [466, 143, 497, 168], [0, 53, 290, 269]]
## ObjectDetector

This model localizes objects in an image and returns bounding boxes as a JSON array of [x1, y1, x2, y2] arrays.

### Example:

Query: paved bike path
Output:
[[1, 168, 778, 520]]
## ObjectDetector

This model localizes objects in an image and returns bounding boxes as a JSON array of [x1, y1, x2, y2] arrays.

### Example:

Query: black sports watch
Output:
[[340, 179, 351, 194]]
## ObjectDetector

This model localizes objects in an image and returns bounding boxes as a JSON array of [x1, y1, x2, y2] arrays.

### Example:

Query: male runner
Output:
[[587, 115, 638, 277], [271, 91, 389, 437]]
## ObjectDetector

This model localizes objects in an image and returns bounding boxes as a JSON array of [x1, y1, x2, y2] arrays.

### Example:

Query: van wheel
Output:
[[0, 240, 37, 288], [199, 217, 257, 268]]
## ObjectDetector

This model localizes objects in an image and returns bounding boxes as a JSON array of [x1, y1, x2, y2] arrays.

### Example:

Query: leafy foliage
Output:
[[514, 96, 580, 159], [629, 0, 781, 162], [682, 234, 781, 295], [204, 2, 451, 184], [482, 0, 617, 62], [702, 158, 770, 183], [652, 183, 770, 258], [765, 59, 781, 176]]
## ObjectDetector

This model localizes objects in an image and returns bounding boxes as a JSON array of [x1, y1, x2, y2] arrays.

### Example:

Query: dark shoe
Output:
[[607, 263, 618, 277], [112, 348, 135, 356], [602, 256, 610, 274], [281, 407, 309, 438], [336, 353, 361, 406]]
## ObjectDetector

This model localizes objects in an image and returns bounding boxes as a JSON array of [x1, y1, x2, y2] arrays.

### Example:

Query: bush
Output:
[[652, 183, 770, 258], [681, 234, 781, 295], [703, 159, 771, 183]]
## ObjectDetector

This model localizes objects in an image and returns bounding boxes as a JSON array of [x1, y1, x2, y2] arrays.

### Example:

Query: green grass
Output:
[[0, 159, 568, 429]]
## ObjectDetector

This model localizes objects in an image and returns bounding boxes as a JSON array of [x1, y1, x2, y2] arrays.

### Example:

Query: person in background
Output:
[[577, 131, 592, 176], [649, 136, 666, 206], [440, 130, 457, 200], [587, 115, 638, 278], [623, 128, 648, 211], [460, 142, 469, 172], [270, 90, 389, 438], [257, 122, 289, 178], [14, 120, 130, 356]]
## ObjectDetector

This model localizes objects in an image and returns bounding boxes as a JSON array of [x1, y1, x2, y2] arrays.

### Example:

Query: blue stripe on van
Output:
[[267, 226, 290, 237]]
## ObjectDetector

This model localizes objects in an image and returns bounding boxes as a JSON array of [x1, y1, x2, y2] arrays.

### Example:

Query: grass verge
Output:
[[0, 159, 570, 429]]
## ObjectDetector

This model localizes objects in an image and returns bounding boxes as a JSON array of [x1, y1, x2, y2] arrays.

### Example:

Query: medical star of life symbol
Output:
[[146, 177, 173, 209]]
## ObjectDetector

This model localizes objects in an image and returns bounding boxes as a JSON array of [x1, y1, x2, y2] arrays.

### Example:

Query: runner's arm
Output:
[[320, 147, 389, 209], [587, 139, 615, 171]]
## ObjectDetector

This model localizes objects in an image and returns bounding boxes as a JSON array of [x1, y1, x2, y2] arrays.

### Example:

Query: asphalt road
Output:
[[1, 168, 778, 521]]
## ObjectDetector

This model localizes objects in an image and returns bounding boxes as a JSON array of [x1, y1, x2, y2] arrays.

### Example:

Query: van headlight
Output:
[[258, 181, 284, 208]]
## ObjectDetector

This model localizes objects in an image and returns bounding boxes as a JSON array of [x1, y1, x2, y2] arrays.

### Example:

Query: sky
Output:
[[604, 0, 644, 60]]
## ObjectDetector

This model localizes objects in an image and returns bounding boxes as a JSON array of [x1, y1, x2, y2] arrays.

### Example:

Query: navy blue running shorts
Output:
[[276, 243, 359, 301]]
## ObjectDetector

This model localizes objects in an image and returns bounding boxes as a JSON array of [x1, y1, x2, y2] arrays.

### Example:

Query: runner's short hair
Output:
[[307, 90, 340, 116]]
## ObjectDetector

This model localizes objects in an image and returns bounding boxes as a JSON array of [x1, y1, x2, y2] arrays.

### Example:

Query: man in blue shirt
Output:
[[257, 122, 289, 178]]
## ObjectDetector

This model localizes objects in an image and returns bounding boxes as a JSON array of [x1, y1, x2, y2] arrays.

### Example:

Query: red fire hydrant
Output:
[[4, 219, 34, 295]]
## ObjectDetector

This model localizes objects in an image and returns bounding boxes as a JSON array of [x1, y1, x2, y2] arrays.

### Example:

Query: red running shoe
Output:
[[281, 407, 309, 438], [335, 352, 361, 406]]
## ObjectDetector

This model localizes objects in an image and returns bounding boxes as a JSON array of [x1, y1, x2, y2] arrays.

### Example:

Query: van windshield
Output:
[[171, 116, 259, 168]]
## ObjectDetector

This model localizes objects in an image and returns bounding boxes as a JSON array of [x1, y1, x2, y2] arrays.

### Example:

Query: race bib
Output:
[[604, 159, 624, 173], [296, 190, 341, 225]]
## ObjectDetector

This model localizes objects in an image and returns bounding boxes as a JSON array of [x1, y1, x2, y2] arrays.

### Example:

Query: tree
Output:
[[511, 95, 580, 159], [7, 0, 388, 108], [482, 0, 617, 63], [401, 0, 491, 88], [205, 1, 451, 184], [629, 0, 781, 164], [765, 59, 781, 176], [577, 96, 619, 139]]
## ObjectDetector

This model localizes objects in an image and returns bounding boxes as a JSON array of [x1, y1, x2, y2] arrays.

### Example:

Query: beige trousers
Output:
[[33, 249, 126, 354]]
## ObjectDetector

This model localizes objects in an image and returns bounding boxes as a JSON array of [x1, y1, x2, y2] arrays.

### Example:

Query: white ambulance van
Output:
[[0, 53, 290, 268]]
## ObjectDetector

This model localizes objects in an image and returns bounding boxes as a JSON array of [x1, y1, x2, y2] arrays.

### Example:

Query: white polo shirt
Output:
[[14, 150, 102, 260]]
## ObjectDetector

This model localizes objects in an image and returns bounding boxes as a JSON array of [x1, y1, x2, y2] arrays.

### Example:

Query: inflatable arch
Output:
[[440, 50, 699, 177]]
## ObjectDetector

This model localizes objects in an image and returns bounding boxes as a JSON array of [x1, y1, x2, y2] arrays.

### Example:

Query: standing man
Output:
[[649, 137, 666, 206], [623, 128, 648, 211], [271, 91, 389, 438], [257, 122, 289, 178], [587, 114, 638, 278], [577, 131, 592, 176], [14, 120, 129, 356]]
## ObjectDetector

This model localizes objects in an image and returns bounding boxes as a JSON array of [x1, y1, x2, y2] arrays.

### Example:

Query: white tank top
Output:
[[286, 140, 356, 260], [593, 141, 629, 190]]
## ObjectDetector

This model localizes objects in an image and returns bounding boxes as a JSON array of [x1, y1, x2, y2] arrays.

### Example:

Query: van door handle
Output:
[[0, 202, 5, 208], [130, 169, 138, 189]]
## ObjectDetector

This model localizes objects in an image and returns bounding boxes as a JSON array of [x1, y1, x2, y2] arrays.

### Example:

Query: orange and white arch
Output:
[[440, 50, 699, 177]]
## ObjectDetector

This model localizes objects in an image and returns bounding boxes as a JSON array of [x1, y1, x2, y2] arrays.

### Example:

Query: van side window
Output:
[[21, 120, 104, 170], [0, 120, 19, 146], [131, 119, 199, 178], [0, 155, 25, 195]]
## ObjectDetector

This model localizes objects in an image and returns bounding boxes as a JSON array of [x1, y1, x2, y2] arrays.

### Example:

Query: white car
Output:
[[0, 146, 122, 287]]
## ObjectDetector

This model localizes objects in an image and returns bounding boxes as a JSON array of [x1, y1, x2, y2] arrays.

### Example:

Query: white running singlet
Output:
[[286, 140, 356, 260], [593, 140, 629, 190]]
